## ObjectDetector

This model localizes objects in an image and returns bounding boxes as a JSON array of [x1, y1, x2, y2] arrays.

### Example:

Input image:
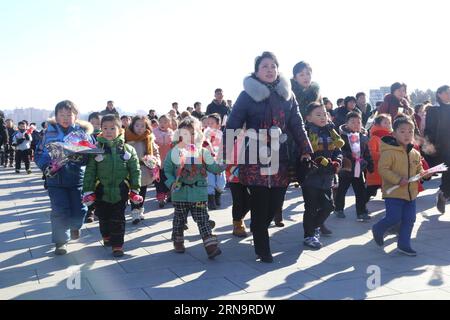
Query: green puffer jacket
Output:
[[164, 145, 224, 203], [83, 134, 141, 204]]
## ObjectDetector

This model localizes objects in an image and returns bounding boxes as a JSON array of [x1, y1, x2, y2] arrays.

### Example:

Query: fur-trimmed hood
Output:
[[243, 73, 292, 102], [47, 118, 94, 135]]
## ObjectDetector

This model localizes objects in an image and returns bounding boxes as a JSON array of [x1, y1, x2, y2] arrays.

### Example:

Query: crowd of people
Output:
[[1, 51, 449, 263]]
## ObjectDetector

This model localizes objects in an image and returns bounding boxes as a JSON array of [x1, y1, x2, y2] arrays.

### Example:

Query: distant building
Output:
[[369, 87, 390, 107], [4, 108, 52, 126]]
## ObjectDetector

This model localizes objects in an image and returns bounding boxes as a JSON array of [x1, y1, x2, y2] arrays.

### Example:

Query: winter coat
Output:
[[366, 125, 392, 186], [290, 79, 321, 119], [83, 134, 141, 204], [206, 100, 230, 123], [379, 136, 424, 201], [0, 119, 8, 147], [301, 123, 344, 190], [99, 108, 120, 117], [35, 119, 93, 187], [127, 138, 161, 186], [338, 124, 374, 178], [226, 74, 313, 188], [164, 145, 224, 202], [153, 127, 174, 163], [7, 127, 15, 147], [378, 94, 413, 120], [424, 102, 450, 160], [12, 130, 32, 151], [191, 110, 205, 120]]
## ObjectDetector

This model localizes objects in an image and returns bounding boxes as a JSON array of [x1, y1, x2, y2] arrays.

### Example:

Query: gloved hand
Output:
[[331, 160, 341, 174], [315, 156, 329, 167], [44, 162, 61, 177], [129, 190, 143, 204], [82, 192, 96, 207]]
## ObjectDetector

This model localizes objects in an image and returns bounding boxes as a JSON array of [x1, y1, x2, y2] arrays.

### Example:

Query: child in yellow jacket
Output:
[[372, 117, 432, 256]]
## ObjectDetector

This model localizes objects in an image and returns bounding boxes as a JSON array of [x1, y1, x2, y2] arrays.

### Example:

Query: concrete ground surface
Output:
[[1, 165, 450, 300]]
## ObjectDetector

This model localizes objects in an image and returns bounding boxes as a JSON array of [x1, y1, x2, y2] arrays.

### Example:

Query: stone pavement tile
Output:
[[6, 253, 78, 275], [169, 261, 262, 282], [117, 252, 203, 273], [382, 269, 450, 293], [87, 269, 182, 294], [212, 288, 309, 300], [67, 288, 151, 300], [0, 269, 38, 288], [225, 268, 321, 293], [368, 254, 450, 274], [143, 277, 245, 300], [301, 261, 395, 283], [37, 259, 126, 284], [0, 278, 95, 300], [0, 248, 32, 269], [368, 288, 450, 300], [296, 277, 400, 300], [0, 221, 24, 233]]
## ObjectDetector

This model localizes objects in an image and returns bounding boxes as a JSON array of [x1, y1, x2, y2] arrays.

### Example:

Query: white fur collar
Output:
[[47, 118, 94, 135], [243, 73, 292, 102]]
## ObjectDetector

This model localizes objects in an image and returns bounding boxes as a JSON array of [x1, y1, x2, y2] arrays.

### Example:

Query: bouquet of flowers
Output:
[[142, 154, 161, 182], [44, 131, 104, 177], [386, 163, 448, 194], [172, 144, 202, 192]]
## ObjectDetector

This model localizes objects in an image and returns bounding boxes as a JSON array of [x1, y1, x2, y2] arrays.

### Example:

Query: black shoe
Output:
[[54, 244, 68, 255], [437, 191, 447, 214], [372, 227, 384, 246], [70, 229, 80, 240], [15, 170, 20, 174], [208, 194, 217, 210], [356, 213, 371, 222], [183, 224, 189, 230], [113, 248, 124, 257], [209, 220, 216, 229], [335, 210, 346, 218], [397, 247, 417, 257], [214, 191, 222, 207], [257, 254, 274, 263], [274, 221, 285, 227], [320, 224, 333, 236]]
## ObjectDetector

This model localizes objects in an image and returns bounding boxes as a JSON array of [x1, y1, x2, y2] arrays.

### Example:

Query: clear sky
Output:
[[0, 0, 448, 114]]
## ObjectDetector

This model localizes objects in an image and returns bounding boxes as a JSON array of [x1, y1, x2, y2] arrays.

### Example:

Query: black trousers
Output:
[[302, 187, 334, 238], [440, 155, 450, 198], [248, 186, 287, 257], [130, 185, 148, 210], [95, 200, 127, 248], [229, 183, 251, 221], [335, 175, 368, 215], [15, 149, 30, 171]]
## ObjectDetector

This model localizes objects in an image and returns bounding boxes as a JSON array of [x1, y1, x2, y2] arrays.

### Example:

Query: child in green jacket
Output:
[[164, 117, 225, 259], [82, 115, 142, 257]]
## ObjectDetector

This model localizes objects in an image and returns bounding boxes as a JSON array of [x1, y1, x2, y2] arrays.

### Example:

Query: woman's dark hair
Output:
[[436, 85, 450, 105], [129, 116, 151, 134], [393, 116, 415, 131], [355, 92, 366, 100], [344, 96, 357, 108], [337, 98, 344, 106], [306, 102, 325, 115], [254, 51, 279, 73], [292, 61, 312, 77], [101, 114, 121, 128], [390, 82, 407, 94], [374, 113, 391, 126], [55, 100, 79, 116]]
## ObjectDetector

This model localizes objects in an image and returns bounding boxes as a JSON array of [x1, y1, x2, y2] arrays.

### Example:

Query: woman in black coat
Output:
[[424, 85, 450, 213], [226, 52, 312, 263]]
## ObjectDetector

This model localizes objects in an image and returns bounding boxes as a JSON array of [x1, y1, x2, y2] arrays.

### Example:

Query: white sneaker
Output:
[[138, 208, 145, 220], [131, 209, 141, 225]]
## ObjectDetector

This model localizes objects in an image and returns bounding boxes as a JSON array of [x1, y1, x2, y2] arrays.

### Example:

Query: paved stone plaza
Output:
[[1, 165, 450, 300]]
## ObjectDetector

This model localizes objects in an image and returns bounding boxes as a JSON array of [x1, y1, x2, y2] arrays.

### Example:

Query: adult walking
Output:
[[378, 82, 414, 120], [226, 51, 312, 263], [424, 85, 450, 213]]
